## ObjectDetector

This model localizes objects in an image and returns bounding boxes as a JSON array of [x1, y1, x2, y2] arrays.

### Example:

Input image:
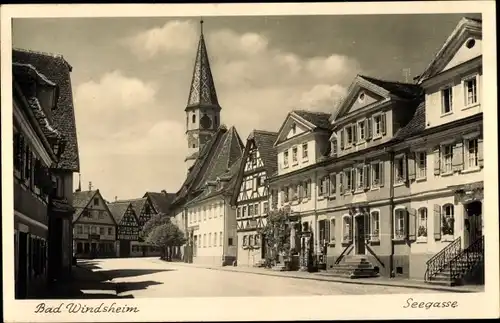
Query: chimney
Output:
[[161, 190, 167, 196], [115, 196, 118, 202], [88, 181, 93, 191]]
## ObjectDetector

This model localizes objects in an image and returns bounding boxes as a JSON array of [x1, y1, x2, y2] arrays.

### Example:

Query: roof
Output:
[[115, 197, 147, 215], [13, 48, 80, 172], [250, 130, 279, 177], [359, 75, 423, 100], [106, 201, 132, 224], [186, 26, 220, 110], [292, 110, 332, 130], [172, 125, 244, 207], [393, 100, 426, 141], [72, 190, 98, 221], [144, 191, 176, 214]]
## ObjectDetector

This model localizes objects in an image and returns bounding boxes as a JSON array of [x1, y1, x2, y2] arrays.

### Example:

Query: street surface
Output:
[[82, 257, 445, 298]]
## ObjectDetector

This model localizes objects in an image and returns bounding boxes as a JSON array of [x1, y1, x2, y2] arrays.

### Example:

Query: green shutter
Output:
[[340, 129, 345, 150], [408, 152, 416, 181], [408, 208, 417, 241]]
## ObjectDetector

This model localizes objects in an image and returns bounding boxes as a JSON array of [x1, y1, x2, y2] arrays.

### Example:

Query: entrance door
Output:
[[261, 234, 266, 259], [355, 215, 366, 255], [91, 243, 97, 258], [120, 240, 131, 257], [465, 201, 482, 247], [16, 232, 28, 299]]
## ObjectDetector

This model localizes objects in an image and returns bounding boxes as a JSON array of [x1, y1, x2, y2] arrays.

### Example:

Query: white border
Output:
[[2, 1, 499, 322]]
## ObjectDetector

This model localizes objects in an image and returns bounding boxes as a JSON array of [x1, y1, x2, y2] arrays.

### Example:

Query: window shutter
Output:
[[298, 183, 303, 202], [363, 165, 369, 190], [381, 113, 387, 135], [349, 216, 353, 242], [478, 137, 484, 168], [340, 129, 345, 150], [350, 168, 355, 192], [402, 154, 408, 182], [352, 124, 357, 144], [325, 176, 330, 196], [367, 117, 373, 140], [452, 142, 464, 172], [408, 208, 417, 241], [408, 152, 416, 181], [325, 219, 330, 242], [307, 180, 312, 198], [329, 173, 336, 196], [339, 173, 345, 195], [379, 161, 385, 187], [433, 147, 441, 175], [433, 204, 442, 240]]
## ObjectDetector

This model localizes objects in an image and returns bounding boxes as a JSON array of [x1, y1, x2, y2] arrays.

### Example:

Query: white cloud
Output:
[[299, 84, 347, 112]]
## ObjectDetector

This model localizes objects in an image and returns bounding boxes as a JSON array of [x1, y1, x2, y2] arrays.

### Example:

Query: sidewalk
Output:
[[39, 265, 120, 299], [158, 260, 484, 294]]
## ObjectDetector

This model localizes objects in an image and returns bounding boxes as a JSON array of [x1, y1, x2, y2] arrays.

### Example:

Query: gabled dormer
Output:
[[330, 75, 422, 157], [275, 110, 331, 175], [416, 17, 482, 129]]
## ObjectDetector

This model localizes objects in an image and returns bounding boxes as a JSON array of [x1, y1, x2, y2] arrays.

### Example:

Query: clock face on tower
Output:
[[200, 113, 212, 129]]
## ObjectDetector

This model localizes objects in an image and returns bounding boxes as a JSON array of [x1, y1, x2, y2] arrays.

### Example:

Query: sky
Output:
[[12, 13, 481, 200]]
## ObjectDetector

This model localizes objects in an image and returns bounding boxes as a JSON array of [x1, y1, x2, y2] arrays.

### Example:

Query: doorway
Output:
[[464, 201, 482, 247], [354, 214, 366, 255], [261, 234, 266, 259]]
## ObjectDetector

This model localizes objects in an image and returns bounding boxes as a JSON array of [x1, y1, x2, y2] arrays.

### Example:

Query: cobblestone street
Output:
[[78, 258, 465, 298]]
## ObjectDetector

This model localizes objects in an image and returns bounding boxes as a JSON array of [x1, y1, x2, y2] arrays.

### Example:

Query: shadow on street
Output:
[[99, 268, 175, 280], [116, 280, 164, 294]]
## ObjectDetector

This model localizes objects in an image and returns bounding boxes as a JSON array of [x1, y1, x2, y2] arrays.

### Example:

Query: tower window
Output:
[[192, 114, 196, 123]]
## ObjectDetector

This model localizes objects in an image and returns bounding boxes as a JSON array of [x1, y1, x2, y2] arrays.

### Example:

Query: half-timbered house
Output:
[[107, 201, 140, 257], [268, 110, 332, 270], [231, 130, 278, 267], [72, 189, 117, 258]]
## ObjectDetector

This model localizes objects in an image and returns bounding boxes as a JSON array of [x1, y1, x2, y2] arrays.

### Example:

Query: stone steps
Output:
[[325, 257, 379, 279]]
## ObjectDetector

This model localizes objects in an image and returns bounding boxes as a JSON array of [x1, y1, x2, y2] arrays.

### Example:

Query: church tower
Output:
[[185, 19, 221, 171]]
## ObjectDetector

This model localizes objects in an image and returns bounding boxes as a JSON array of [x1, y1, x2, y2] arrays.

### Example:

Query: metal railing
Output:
[[449, 235, 484, 283], [424, 236, 461, 282]]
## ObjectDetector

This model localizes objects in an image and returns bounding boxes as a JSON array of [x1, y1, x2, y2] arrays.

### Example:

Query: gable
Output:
[[442, 36, 482, 73], [347, 89, 385, 114], [121, 206, 139, 226], [244, 140, 264, 172], [75, 191, 116, 225], [276, 115, 312, 145]]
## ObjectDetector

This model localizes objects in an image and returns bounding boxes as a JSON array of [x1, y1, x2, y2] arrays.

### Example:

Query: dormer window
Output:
[[292, 146, 298, 164], [358, 92, 365, 103], [346, 126, 354, 146], [283, 150, 289, 168]]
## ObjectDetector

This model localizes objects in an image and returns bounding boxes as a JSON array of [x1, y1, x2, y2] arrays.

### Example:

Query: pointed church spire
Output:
[[186, 19, 220, 110]]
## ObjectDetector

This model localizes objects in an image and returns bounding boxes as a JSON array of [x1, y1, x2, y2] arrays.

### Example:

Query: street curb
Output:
[[161, 261, 481, 294]]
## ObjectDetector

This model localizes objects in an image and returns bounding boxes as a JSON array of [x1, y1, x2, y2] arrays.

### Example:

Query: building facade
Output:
[[232, 130, 278, 267], [107, 201, 141, 257], [72, 190, 117, 258]]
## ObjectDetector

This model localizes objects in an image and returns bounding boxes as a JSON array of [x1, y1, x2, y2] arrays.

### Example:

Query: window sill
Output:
[[370, 186, 380, 191], [440, 171, 454, 177], [302, 158, 309, 163], [373, 134, 383, 140], [328, 241, 335, 247], [415, 177, 427, 182], [292, 162, 298, 166], [369, 239, 380, 245], [302, 198, 309, 204], [461, 167, 481, 174], [416, 237, 428, 243], [440, 111, 453, 118], [341, 240, 352, 246], [318, 196, 326, 201], [356, 139, 366, 145], [283, 165, 289, 169], [462, 103, 480, 111], [394, 182, 405, 187], [392, 236, 405, 242], [442, 235, 455, 242]]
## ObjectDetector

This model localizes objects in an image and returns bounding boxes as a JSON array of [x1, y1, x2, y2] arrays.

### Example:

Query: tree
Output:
[[146, 222, 186, 261], [139, 212, 170, 242], [257, 208, 291, 267]]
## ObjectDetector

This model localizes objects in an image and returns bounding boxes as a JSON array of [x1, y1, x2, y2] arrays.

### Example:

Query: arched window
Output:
[[342, 215, 352, 242], [249, 235, 254, 246], [243, 235, 248, 246], [370, 210, 380, 241], [192, 113, 196, 123], [417, 208, 428, 239], [393, 207, 406, 240], [442, 204, 455, 236]]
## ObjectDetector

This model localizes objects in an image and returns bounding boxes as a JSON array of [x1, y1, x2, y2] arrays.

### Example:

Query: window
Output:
[[228, 238, 234, 246], [192, 114, 196, 123], [93, 198, 99, 206], [465, 138, 478, 169], [416, 152, 427, 179], [442, 204, 455, 236], [394, 156, 405, 184], [345, 169, 353, 192], [442, 144, 453, 173], [91, 226, 97, 234], [329, 173, 336, 196], [214, 232, 217, 246], [108, 227, 113, 235], [283, 151, 289, 168], [77, 225, 83, 234], [203, 234, 206, 247], [330, 219, 336, 242], [417, 208, 428, 239], [394, 209, 406, 239], [303, 180, 310, 198], [255, 203, 260, 216], [373, 115, 382, 137], [356, 166, 364, 190], [302, 143, 309, 161], [346, 125, 354, 146], [248, 204, 254, 216], [203, 207, 207, 220], [464, 76, 478, 106], [442, 87, 453, 114], [358, 120, 366, 141], [242, 205, 248, 217], [319, 176, 328, 197], [84, 225, 89, 234], [249, 235, 254, 246], [291, 123, 296, 135], [292, 146, 298, 164], [98, 211, 104, 219], [331, 138, 338, 156], [99, 227, 104, 235], [237, 207, 241, 218], [209, 233, 212, 247], [342, 216, 352, 242], [255, 234, 260, 246], [220, 232, 223, 246], [318, 220, 330, 244], [263, 202, 269, 214], [371, 163, 381, 187], [370, 211, 380, 241]]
